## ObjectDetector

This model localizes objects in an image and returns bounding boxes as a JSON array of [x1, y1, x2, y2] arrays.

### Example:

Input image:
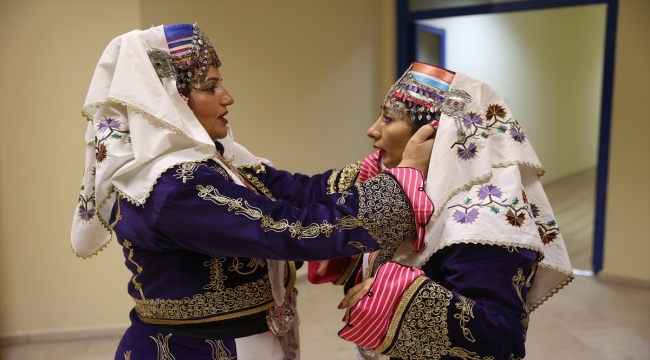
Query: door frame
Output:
[[396, 0, 619, 273]]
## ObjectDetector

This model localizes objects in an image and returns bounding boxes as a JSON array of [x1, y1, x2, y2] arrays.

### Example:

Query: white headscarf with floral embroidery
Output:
[[71, 25, 289, 305], [390, 71, 573, 311]]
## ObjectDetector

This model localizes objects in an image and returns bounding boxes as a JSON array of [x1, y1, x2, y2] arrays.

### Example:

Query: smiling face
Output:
[[366, 101, 414, 168], [186, 66, 234, 140]]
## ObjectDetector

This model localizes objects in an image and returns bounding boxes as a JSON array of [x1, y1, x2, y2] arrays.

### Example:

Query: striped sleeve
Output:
[[358, 151, 381, 182], [382, 167, 433, 252], [338, 261, 425, 349]]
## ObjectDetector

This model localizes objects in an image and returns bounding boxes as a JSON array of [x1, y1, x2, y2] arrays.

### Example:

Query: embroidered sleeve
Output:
[[382, 167, 434, 252], [326, 161, 363, 195], [237, 163, 334, 207], [153, 164, 419, 262], [338, 244, 538, 360]]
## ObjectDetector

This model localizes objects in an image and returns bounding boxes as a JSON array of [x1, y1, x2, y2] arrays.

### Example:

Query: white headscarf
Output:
[[71, 25, 286, 304], [389, 69, 573, 311]]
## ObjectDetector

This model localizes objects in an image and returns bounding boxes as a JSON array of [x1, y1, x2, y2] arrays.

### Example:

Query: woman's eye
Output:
[[203, 86, 217, 93], [382, 115, 394, 123]]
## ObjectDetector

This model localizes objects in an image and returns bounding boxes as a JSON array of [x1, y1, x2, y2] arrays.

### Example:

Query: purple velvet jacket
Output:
[[110, 157, 417, 328]]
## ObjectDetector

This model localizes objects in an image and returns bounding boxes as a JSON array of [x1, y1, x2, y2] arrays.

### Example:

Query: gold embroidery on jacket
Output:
[[123, 351, 131, 360], [123, 240, 146, 301], [337, 190, 350, 205], [211, 164, 231, 180], [150, 334, 176, 360], [338, 161, 362, 191], [379, 279, 498, 360], [326, 161, 362, 195], [237, 163, 267, 174], [349, 241, 373, 253], [512, 268, 530, 341], [229, 257, 266, 275], [448, 347, 495, 360], [327, 168, 341, 195], [355, 173, 416, 247], [133, 256, 275, 325], [174, 162, 202, 183], [236, 164, 276, 200], [206, 339, 236, 360], [455, 294, 476, 342], [196, 185, 362, 239]]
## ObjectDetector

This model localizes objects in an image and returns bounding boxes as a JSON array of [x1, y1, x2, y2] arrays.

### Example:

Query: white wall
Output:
[[420, 4, 607, 184]]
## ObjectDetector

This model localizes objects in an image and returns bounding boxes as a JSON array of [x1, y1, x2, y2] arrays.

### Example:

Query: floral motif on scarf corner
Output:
[[527, 201, 560, 245], [76, 164, 98, 223], [448, 185, 532, 229], [536, 219, 560, 245], [94, 117, 130, 164], [77, 190, 97, 222], [453, 104, 527, 161]]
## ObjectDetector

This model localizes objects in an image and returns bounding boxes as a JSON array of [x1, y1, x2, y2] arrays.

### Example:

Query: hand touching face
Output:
[[366, 102, 413, 168]]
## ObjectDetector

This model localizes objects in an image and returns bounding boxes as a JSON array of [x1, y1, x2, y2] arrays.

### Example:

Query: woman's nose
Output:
[[221, 89, 234, 106], [366, 120, 381, 139]]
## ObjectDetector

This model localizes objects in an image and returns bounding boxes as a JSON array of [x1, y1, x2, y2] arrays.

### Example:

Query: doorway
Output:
[[398, 0, 619, 272]]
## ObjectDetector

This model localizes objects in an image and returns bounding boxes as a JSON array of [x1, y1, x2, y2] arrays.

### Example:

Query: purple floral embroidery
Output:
[[98, 118, 120, 132], [450, 182, 532, 228], [77, 194, 96, 222], [530, 203, 540, 218], [452, 103, 527, 161], [453, 208, 479, 224], [477, 185, 502, 200], [510, 126, 526, 143], [94, 117, 130, 165], [457, 143, 477, 160], [78, 205, 96, 221], [462, 112, 483, 129]]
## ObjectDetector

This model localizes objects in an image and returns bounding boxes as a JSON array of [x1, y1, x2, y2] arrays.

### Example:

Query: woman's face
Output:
[[187, 66, 234, 141], [366, 101, 413, 168]]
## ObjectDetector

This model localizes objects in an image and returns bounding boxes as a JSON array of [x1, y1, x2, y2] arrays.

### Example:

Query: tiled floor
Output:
[[2, 274, 649, 360]]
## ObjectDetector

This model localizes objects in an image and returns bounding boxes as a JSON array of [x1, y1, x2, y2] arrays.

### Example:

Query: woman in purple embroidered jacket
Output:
[[310, 62, 573, 360], [70, 25, 436, 360]]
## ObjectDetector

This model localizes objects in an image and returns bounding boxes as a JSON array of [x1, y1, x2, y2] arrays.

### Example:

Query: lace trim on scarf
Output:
[[393, 160, 547, 265], [83, 98, 213, 146], [529, 265, 574, 312]]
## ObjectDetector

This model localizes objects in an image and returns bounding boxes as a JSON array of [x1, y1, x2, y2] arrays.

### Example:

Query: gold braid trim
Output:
[[235, 164, 276, 200], [327, 168, 342, 195], [326, 161, 362, 195], [493, 160, 546, 177], [338, 161, 362, 191], [528, 263, 574, 312], [236, 163, 267, 174]]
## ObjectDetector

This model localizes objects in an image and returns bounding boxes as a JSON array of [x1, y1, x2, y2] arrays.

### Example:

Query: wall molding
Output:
[[0, 325, 127, 347]]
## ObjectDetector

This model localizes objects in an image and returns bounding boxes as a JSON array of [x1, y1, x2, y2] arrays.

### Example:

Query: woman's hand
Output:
[[338, 277, 374, 322], [316, 260, 330, 277], [397, 121, 437, 177]]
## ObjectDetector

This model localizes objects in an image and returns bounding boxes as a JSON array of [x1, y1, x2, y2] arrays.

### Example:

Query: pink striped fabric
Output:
[[338, 262, 424, 349], [383, 168, 434, 252], [358, 151, 381, 182]]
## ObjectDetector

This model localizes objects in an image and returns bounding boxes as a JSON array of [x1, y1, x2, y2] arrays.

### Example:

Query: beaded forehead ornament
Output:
[[385, 62, 472, 141], [147, 23, 221, 93]]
